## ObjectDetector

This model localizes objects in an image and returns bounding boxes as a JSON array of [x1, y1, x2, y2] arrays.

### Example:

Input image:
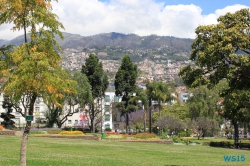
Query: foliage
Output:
[[178, 131, 190, 137], [105, 128, 112, 132], [59, 131, 84, 135], [44, 71, 93, 128], [114, 54, 138, 133], [0, 125, 4, 130], [155, 115, 186, 134], [161, 130, 168, 139], [82, 53, 108, 132], [0, 0, 72, 165], [160, 104, 189, 121], [133, 133, 158, 139], [187, 117, 219, 138], [179, 9, 250, 146]]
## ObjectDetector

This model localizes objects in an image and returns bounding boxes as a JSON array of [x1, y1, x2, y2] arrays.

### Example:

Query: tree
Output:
[[155, 115, 186, 135], [179, 8, 250, 147], [1, 96, 16, 129], [145, 81, 173, 133], [44, 71, 93, 128], [115, 54, 138, 133], [128, 86, 148, 132], [0, 0, 63, 43], [0, 1, 71, 165], [220, 89, 250, 146], [82, 54, 108, 132], [187, 117, 219, 139]]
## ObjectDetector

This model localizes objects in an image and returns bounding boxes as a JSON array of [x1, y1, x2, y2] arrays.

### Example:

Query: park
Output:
[[1, 1, 250, 166], [1, 130, 250, 166]]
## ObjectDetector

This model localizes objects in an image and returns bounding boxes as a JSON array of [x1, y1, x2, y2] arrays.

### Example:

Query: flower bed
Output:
[[60, 131, 84, 135], [133, 133, 158, 140]]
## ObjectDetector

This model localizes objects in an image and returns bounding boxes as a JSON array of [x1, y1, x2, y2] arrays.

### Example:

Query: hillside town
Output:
[[61, 47, 192, 92]]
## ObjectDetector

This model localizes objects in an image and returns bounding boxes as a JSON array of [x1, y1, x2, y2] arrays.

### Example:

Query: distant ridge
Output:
[[0, 32, 193, 51]]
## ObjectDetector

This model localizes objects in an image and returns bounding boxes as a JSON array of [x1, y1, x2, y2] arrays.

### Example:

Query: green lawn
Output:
[[0, 135, 249, 166]]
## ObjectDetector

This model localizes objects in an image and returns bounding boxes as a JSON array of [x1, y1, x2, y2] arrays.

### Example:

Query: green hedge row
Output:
[[209, 141, 250, 149]]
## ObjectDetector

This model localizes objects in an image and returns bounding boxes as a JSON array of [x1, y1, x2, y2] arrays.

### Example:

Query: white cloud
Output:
[[0, 1, 249, 40]]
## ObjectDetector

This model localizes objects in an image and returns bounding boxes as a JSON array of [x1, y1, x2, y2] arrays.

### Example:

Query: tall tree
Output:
[[179, 8, 250, 147], [146, 81, 173, 133], [115, 54, 138, 133], [82, 54, 108, 132], [0, 1, 70, 165]]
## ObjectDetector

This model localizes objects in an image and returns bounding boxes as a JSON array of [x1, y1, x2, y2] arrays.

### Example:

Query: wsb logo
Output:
[[224, 155, 245, 162]]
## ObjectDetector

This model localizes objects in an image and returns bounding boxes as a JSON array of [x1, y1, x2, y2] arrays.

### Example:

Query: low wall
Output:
[[0, 130, 15, 136]]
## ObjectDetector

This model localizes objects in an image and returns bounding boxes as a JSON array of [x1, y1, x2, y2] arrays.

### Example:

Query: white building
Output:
[[0, 85, 123, 131]]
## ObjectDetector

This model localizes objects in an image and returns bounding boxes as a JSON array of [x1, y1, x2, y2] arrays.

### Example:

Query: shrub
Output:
[[0, 125, 4, 130], [105, 128, 112, 131], [60, 131, 84, 135], [172, 135, 178, 143], [133, 133, 157, 139], [161, 130, 168, 139]]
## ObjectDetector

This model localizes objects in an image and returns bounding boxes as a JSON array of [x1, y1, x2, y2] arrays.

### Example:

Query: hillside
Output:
[[0, 32, 193, 62], [1, 32, 192, 49]]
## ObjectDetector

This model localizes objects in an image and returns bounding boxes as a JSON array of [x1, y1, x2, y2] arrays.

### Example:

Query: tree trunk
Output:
[[143, 108, 146, 132], [91, 105, 95, 133], [20, 94, 36, 166], [149, 100, 152, 133], [232, 120, 239, 148], [126, 113, 129, 133], [91, 118, 95, 133], [20, 121, 31, 166]]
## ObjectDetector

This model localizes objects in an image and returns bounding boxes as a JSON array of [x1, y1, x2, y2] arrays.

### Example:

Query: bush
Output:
[[0, 125, 4, 130], [161, 130, 168, 139], [59, 131, 84, 135], [133, 133, 157, 139], [209, 141, 234, 148], [178, 131, 191, 137], [105, 128, 112, 132], [172, 136, 178, 143]]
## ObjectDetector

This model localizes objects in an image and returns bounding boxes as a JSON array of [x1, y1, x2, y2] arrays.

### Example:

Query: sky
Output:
[[1, 0, 250, 40]]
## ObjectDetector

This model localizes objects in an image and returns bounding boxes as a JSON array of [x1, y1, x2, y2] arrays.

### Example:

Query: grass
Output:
[[1, 135, 250, 166]]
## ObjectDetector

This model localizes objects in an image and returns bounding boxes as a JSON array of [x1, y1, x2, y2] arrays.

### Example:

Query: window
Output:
[[105, 115, 110, 121], [75, 120, 78, 124], [68, 120, 72, 124], [35, 107, 40, 112], [105, 95, 110, 102], [114, 96, 119, 102], [105, 124, 110, 129], [104, 105, 110, 113]]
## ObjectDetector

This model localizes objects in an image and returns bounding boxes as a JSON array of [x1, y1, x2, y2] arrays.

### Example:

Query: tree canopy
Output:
[[179, 8, 250, 147], [115, 54, 138, 133], [82, 53, 109, 132], [179, 8, 250, 90]]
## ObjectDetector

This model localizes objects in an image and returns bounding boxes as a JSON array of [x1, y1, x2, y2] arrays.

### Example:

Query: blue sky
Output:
[[155, 0, 250, 14], [1, 0, 250, 40]]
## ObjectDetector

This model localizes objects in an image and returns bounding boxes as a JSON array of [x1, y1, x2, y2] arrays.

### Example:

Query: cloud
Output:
[[0, 1, 249, 40]]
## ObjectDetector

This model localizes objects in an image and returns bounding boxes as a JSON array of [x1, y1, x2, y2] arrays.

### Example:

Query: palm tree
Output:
[[146, 81, 173, 133]]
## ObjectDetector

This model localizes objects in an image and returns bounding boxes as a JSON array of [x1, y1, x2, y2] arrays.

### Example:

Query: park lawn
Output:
[[0, 135, 250, 166]]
